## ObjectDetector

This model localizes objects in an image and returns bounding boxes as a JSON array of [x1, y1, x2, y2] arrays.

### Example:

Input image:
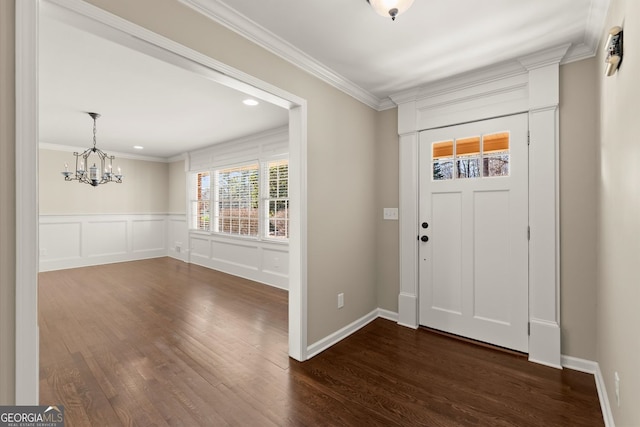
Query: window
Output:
[[433, 132, 510, 181], [190, 172, 210, 231], [265, 160, 289, 239], [190, 160, 289, 240], [214, 163, 259, 237]]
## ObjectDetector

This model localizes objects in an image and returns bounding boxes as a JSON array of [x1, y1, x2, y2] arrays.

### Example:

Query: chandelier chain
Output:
[[93, 117, 97, 148]]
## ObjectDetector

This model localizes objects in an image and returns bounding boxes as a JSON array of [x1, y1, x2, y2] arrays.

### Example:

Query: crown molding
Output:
[[179, 0, 389, 111], [518, 43, 571, 71], [39, 142, 171, 163], [390, 43, 577, 106], [390, 58, 527, 105]]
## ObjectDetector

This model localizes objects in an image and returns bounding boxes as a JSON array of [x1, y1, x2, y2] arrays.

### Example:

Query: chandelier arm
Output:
[[61, 112, 122, 187]]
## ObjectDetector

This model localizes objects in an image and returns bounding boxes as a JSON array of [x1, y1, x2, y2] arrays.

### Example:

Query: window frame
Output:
[[189, 158, 289, 242], [189, 170, 211, 232], [262, 158, 289, 242]]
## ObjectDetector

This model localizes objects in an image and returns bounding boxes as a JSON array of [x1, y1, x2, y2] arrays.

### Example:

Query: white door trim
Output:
[[391, 45, 569, 368], [16, 0, 308, 403]]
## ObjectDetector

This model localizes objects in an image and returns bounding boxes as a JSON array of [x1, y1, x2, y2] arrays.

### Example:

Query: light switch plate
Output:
[[383, 208, 399, 220]]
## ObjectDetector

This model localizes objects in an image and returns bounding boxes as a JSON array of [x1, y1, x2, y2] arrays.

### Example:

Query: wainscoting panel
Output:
[[188, 232, 289, 290], [211, 239, 260, 270], [261, 247, 288, 278], [189, 235, 211, 261], [132, 219, 166, 253], [168, 215, 188, 262], [39, 214, 286, 290], [39, 214, 184, 272], [40, 221, 82, 262], [85, 220, 128, 258]]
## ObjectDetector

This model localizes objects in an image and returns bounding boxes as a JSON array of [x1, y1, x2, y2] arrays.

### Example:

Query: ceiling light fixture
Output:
[[605, 26, 623, 76], [61, 112, 123, 187], [133, 145, 144, 150], [243, 99, 259, 106], [366, 0, 415, 21]]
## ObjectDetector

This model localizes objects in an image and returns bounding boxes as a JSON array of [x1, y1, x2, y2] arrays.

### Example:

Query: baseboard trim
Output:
[[306, 309, 380, 359], [561, 355, 615, 427], [561, 355, 597, 374], [377, 308, 399, 322]]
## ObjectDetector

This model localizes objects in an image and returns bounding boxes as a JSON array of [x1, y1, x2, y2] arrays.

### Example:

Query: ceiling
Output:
[[182, 0, 610, 107], [39, 11, 289, 159], [40, 0, 610, 158]]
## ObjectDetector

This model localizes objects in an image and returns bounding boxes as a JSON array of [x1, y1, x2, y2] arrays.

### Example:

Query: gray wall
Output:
[[597, 0, 640, 424], [168, 159, 186, 214], [375, 108, 400, 312], [39, 149, 170, 214], [559, 58, 599, 360]]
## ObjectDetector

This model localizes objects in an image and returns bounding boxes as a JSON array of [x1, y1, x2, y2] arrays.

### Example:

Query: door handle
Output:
[[421, 235, 429, 242]]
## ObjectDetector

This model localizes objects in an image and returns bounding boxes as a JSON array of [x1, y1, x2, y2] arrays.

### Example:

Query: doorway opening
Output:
[[15, 0, 308, 403]]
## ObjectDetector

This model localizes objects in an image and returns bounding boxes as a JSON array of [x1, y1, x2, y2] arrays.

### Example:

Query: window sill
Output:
[[188, 230, 289, 246]]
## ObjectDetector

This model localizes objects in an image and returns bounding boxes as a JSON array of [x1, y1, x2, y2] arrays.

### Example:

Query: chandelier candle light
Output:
[[61, 112, 123, 187], [366, 0, 415, 21]]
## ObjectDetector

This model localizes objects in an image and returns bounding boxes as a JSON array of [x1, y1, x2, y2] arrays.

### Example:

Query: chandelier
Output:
[[366, 0, 415, 21], [61, 112, 123, 187]]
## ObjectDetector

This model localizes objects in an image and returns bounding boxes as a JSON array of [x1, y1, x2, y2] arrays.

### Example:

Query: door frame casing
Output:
[[391, 45, 569, 368]]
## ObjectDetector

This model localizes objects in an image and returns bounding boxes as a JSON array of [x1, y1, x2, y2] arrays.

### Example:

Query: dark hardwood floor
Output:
[[39, 257, 603, 426]]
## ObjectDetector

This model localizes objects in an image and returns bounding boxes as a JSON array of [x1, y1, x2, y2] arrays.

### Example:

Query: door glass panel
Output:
[[456, 136, 481, 179], [433, 140, 453, 181], [482, 132, 510, 177]]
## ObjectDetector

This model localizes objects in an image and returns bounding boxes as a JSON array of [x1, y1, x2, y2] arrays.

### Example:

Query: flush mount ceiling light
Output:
[[242, 98, 259, 106], [366, 0, 415, 21], [61, 112, 123, 187]]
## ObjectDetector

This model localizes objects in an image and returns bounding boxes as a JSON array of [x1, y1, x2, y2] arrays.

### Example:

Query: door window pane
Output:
[[456, 136, 481, 179], [432, 132, 512, 181], [482, 132, 510, 177], [433, 140, 454, 181]]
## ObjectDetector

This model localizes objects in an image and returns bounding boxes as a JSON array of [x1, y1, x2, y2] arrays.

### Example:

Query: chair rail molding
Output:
[[393, 45, 569, 368]]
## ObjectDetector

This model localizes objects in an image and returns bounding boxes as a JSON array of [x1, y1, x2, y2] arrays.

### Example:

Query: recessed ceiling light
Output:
[[133, 145, 144, 150], [243, 99, 259, 106]]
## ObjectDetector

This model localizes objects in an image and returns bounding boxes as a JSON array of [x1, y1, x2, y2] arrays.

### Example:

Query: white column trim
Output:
[[398, 132, 418, 329], [15, 0, 39, 405]]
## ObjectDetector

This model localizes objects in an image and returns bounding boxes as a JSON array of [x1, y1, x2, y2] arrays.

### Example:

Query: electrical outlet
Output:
[[40, 248, 47, 257], [615, 371, 620, 406], [337, 293, 344, 309]]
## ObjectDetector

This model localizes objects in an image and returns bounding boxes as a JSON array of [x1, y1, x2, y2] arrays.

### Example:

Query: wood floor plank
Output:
[[39, 258, 603, 426]]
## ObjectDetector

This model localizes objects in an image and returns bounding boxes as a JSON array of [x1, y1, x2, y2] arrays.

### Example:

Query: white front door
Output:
[[418, 114, 529, 352]]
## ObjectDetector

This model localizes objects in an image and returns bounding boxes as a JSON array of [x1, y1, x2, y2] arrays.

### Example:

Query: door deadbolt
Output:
[[422, 222, 429, 229]]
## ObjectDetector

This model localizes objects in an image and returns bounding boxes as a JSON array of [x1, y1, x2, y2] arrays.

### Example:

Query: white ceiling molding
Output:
[[563, 0, 611, 63], [179, 0, 393, 111], [390, 45, 571, 106], [39, 142, 172, 163]]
